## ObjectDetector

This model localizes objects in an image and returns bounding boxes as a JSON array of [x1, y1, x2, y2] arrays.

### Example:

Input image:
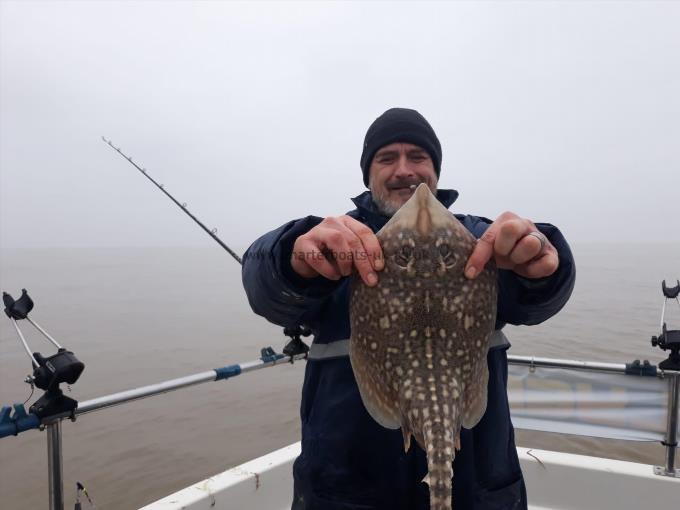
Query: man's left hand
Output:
[[464, 211, 559, 280]]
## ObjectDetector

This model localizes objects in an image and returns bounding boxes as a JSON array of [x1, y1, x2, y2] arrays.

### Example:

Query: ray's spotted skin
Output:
[[349, 183, 498, 510]]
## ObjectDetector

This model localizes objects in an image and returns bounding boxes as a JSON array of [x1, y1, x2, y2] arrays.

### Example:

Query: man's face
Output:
[[368, 142, 438, 216]]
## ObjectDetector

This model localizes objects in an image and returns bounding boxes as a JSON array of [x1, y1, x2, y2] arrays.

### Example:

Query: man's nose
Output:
[[393, 154, 414, 178]]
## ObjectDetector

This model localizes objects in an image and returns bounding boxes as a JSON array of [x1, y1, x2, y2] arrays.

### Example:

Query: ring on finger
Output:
[[526, 231, 547, 252]]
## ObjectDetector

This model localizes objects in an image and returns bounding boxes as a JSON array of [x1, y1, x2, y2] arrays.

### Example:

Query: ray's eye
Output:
[[438, 243, 456, 267], [396, 245, 413, 268]]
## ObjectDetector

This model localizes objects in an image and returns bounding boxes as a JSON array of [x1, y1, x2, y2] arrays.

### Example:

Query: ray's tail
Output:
[[423, 423, 456, 510]]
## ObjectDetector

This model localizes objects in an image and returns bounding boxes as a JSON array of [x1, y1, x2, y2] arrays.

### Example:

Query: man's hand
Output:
[[464, 211, 559, 280], [291, 216, 384, 286]]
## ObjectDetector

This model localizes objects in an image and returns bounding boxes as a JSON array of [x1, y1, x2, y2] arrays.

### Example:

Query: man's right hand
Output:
[[290, 216, 384, 287]]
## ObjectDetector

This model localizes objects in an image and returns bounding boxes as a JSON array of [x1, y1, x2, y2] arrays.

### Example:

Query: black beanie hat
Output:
[[360, 108, 442, 187]]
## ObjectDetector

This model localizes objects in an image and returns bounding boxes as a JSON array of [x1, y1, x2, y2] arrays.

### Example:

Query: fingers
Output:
[[346, 218, 381, 286], [321, 229, 354, 277], [343, 234, 378, 286], [465, 214, 529, 278], [292, 236, 343, 281], [466, 211, 558, 280], [514, 250, 559, 279], [495, 219, 531, 257], [342, 217, 384, 271], [508, 230, 543, 265], [465, 227, 496, 279], [290, 216, 383, 286]]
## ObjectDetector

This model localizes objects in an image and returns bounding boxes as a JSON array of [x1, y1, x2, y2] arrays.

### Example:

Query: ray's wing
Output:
[[461, 268, 496, 430], [349, 338, 401, 429], [349, 280, 401, 430], [461, 359, 488, 429]]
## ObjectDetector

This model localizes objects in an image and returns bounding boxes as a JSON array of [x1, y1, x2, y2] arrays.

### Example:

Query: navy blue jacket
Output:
[[242, 189, 575, 510]]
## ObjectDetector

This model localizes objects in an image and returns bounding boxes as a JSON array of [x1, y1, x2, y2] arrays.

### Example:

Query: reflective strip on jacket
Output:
[[241, 189, 576, 510]]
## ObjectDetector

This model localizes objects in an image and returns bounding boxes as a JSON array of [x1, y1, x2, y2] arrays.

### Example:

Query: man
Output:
[[242, 108, 575, 509]]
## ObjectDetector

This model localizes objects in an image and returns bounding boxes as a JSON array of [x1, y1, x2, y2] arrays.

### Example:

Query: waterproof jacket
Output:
[[242, 189, 576, 510]]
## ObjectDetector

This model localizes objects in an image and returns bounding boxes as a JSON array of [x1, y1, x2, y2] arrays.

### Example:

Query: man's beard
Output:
[[371, 187, 402, 216], [370, 178, 437, 217]]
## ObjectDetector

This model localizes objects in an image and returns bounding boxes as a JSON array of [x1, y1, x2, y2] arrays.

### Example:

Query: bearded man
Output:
[[242, 108, 575, 509]]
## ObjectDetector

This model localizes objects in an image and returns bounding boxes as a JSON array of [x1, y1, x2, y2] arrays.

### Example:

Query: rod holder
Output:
[[47, 419, 64, 510], [654, 372, 680, 478]]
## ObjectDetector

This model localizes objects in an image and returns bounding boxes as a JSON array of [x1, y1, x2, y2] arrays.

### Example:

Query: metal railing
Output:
[[1, 350, 307, 510], [508, 354, 679, 478], [2, 351, 678, 510]]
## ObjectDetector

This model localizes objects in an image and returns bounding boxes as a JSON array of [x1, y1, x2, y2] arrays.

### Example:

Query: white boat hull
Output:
[[141, 442, 678, 509]]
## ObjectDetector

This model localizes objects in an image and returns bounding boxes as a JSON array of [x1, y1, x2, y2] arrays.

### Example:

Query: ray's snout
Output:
[[411, 183, 450, 236]]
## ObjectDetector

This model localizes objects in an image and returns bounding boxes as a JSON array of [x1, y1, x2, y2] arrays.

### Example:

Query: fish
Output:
[[349, 183, 498, 509]]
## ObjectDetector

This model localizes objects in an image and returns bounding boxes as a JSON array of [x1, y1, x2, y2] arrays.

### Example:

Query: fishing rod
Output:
[[101, 137, 311, 356], [101, 136, 242, 265]]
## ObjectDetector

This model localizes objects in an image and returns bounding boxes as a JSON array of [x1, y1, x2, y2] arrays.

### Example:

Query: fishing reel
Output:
[[3, 289, 85, 418], [651, 280, 680, 371]]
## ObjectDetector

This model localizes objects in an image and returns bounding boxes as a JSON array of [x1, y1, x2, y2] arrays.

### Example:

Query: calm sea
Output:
[[0, 243, 678, 508]]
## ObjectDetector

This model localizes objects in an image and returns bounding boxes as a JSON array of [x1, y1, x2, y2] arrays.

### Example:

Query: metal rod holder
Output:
[[27, 317, 63, 349], [655, 372, 680, 478], [10, 318, 39, 368], [47, 419, 64, 510], [30, 351, 307, 510]]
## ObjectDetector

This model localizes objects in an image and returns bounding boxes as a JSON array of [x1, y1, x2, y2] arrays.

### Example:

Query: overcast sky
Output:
[[1, 1, 679, 252]]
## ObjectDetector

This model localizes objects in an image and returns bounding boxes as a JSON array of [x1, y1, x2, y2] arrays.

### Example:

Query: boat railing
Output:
[[0, 345, 308, 510], [1, 347, 678, 510], [507, 354, 679, 478]]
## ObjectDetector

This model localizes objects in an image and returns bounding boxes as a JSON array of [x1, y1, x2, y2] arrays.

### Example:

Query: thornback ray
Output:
[[349, 183, 498, 510]]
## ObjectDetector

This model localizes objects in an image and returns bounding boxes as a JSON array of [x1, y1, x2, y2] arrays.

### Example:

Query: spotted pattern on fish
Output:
[[349, 184, 497, 510]]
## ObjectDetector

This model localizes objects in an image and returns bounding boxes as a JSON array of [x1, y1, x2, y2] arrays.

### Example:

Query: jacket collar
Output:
[[350, 188, 460, 228]]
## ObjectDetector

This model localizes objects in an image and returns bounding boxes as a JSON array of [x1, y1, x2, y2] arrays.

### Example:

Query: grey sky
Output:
[[1, 1, 679, 251]]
